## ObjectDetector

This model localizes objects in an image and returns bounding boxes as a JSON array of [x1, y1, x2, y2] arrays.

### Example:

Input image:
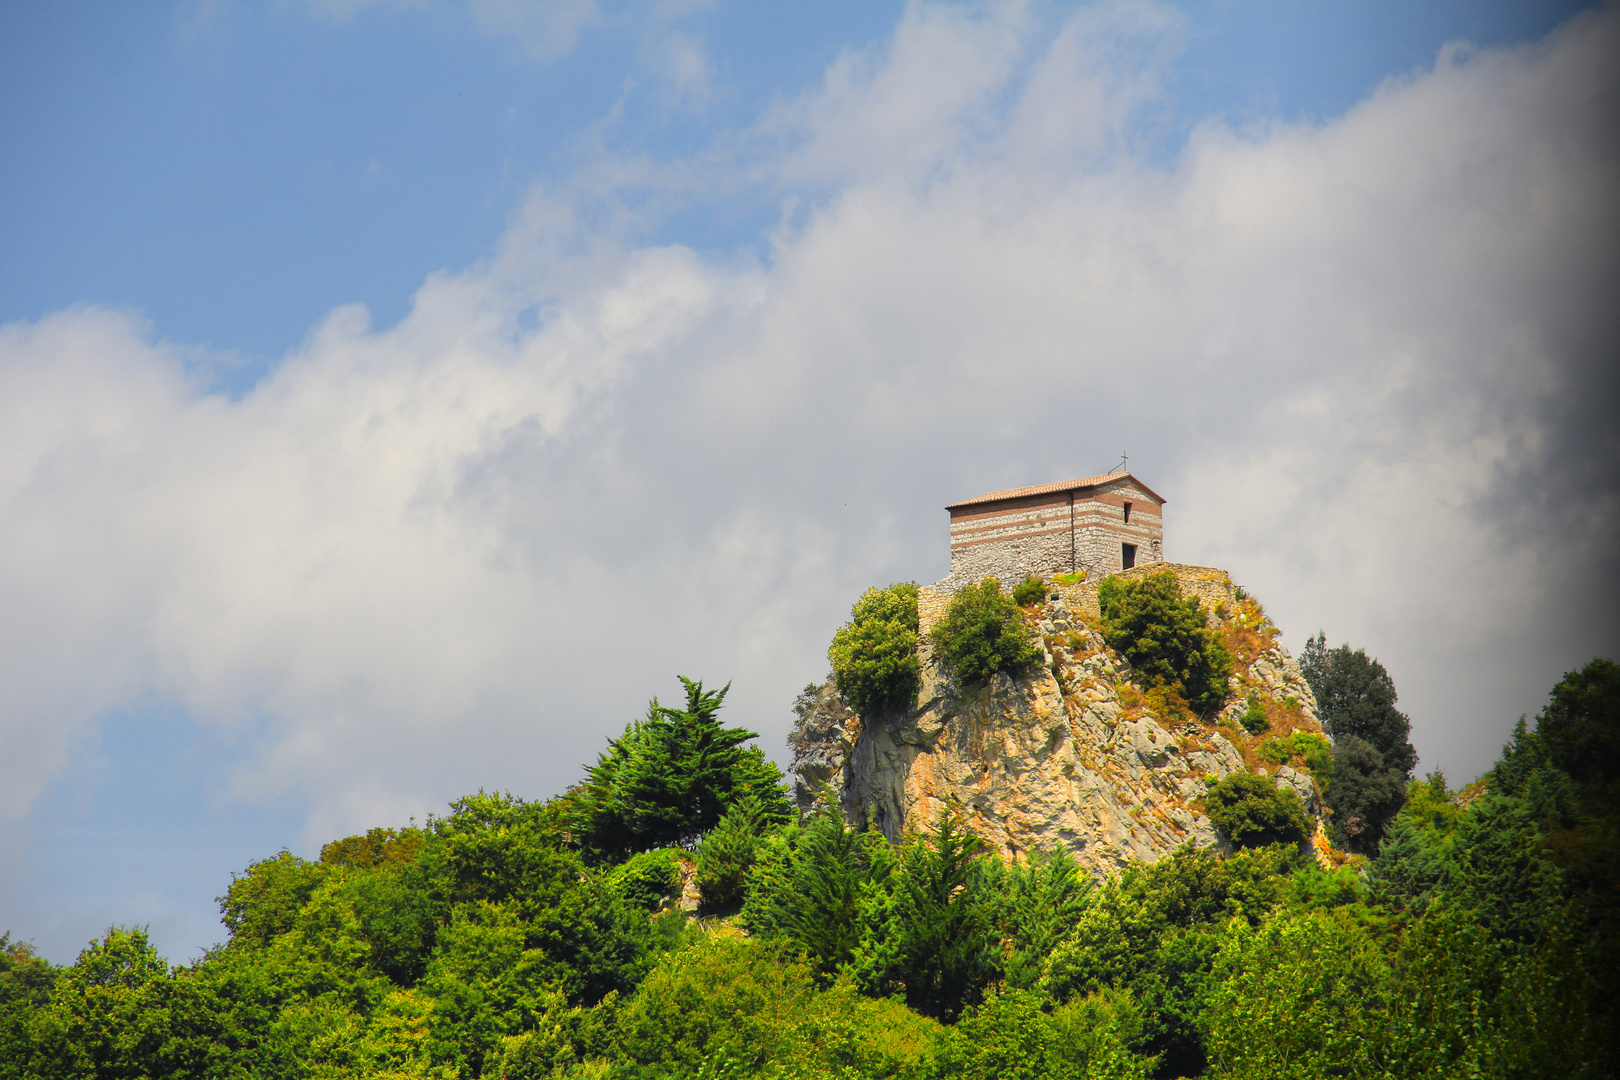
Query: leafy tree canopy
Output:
[[930, 578, 1041, 686], [321, 827, 427, 869], [4, 663, 1616, 1079], [1300, 632, 1417, 775], [1537, 656, 1619, 804], [1301, 633, 1419, 853], [1096, 571, 1232, 716], [828, 582, 922, 718], [1324, 734, 1409, 853], [1204, 772, 1311, 851]]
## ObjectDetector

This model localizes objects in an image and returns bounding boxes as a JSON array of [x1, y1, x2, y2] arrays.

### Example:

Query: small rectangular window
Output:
[[1123, 501, 1132, 524], [1122, 543, 1137, 569]]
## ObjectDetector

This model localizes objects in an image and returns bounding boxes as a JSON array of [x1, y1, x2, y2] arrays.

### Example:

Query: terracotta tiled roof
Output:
[[945, 471, 1166, 510]]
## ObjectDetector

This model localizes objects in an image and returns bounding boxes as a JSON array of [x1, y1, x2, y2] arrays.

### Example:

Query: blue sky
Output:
[[3, 1, 1590, 364], [1, 0, 1615, 965]]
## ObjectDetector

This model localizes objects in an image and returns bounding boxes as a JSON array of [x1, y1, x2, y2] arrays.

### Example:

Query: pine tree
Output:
[[742, 804, 895, 979], [571, 677, 789, 860], [993, 846, 1093, 990], [867, 808, 999, 1021]]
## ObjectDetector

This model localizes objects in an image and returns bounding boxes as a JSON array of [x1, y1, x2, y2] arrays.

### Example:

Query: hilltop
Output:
[[792, 564, 1339, 875]]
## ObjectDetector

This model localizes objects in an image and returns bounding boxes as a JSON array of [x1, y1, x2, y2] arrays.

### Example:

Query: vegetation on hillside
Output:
[[829, 583, 922, 718], [569, 678, 789, 860], [1098, 571, 1233, 716], [1300, 633, 1419, 851], [1, 649, 1614, 1079], [1202, 773, 1311, 850], [930, 577, 1041, 685]]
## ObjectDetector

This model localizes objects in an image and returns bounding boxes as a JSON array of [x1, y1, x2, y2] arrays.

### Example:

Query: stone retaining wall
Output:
[[922, 562, 1243, 634]]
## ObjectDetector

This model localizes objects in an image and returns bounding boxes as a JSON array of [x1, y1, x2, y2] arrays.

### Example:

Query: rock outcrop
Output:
[[791, 564, 1337, 878]]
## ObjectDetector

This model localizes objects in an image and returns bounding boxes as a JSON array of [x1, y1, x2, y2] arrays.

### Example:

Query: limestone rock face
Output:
[[796, 565, 1334, 879], [787, 680, 854, 815]]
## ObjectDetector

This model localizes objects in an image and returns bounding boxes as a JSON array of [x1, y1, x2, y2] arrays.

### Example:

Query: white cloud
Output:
[[300, 0, 597, 64], [467, 0, 598, 63], [638, 29, 717, 115], [2, 1, 1615, 858]]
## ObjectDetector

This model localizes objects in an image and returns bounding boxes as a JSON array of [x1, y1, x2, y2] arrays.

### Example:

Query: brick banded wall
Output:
[[936, 475, 1164, 592]]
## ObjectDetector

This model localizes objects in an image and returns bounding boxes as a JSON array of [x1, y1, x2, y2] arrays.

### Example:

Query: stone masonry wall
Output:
[[920, 562, 1242, 635], [938, 477, 1163, 592]]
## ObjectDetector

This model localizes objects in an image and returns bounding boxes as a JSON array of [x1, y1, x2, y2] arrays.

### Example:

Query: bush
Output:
[[1259, 732, 1335, 787], [928, 987, 1153, 1080], [612, 936, 819, 1075], [614, 935, 940, 1080], [608, 848, 684, 911], [1097, 571, 1233, 716], [1011, 576, 1047, 606], [828, 583, 922, 718], [1204, 773, 1310, 850], [930, 578, 1041, 686], [1238, 694, 1269, 735]]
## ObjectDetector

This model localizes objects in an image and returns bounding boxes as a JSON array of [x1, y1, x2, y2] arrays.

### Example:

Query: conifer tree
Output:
[[571, 677, 789, 860], [742, 804, 895, 979], [993, 846, 1093, 990], [865, 808, 999, 1021]]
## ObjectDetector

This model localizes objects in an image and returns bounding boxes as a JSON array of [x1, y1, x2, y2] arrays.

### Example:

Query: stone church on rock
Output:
[[934, 471, 1165, 591]]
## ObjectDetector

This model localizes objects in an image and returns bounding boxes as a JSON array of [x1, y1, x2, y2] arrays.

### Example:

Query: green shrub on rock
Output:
[[828, 582, 922, 718], [930, 578, 1041, 686], [1011, 575, 1047, 607], [1204, 773, 1311, 850], [1238, 694, 1269, 735], [1259, 733, 1335, 787], [1097, 570, 1233, 716]]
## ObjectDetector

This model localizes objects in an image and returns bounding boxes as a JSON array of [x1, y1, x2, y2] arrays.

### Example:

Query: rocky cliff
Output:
[[789, 564, 1336, 878]]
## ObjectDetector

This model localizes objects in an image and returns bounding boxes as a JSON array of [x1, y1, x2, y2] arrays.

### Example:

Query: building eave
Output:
[[945, 471, 1167, 511]]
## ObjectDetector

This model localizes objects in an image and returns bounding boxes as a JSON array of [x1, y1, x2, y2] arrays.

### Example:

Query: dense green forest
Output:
[[3, 648, 1615, 1079]]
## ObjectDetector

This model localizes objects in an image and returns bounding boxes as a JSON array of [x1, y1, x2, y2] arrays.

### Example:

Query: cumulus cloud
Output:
[[2, 0, 1615, 862]]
